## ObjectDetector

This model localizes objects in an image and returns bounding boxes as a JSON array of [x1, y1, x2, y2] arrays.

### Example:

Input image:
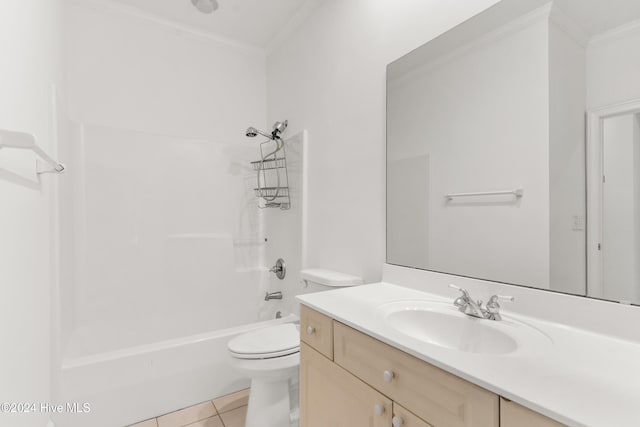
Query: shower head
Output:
[[272, 120, 288, 137], [245, 120, 288, 140], [191, 0, 219, 14], [245, 127, 272, 139]]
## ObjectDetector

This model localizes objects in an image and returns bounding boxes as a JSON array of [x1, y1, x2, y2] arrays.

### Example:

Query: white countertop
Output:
[[297, 282, 640, 427]]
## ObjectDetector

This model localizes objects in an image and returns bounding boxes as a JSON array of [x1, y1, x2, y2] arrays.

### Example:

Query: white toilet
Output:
[[227, 269, 363, 427]]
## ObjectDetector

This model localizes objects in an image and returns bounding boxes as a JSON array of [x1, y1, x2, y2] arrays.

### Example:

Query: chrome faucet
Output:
[[449, 284, 486, 318], [448, 285, 513, 321]]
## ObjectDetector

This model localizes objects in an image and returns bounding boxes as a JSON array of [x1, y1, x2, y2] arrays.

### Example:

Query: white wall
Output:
[[587, 22, 640, 108], [263, 131, 307, 316], [0, 1, 62, 426], [266, 0, 502, 283], [64, 0, 266, 140], [387, 16, 551, 288], [387, 155, 429, 268], [548, 15, 587, 294], [62, 0, 269, 356]]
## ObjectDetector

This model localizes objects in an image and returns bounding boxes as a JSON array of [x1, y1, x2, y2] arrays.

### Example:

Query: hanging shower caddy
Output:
[[251, 139, 291, 210]]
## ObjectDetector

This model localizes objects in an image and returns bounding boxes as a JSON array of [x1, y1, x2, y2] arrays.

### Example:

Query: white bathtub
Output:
[[54, 314, 298, 427]]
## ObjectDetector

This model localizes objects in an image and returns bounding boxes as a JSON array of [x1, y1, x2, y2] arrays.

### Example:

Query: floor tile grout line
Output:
[[156, 400, 218, 423], [133, 389, 248, 427], [181, 413, 225, 427], [199, 413, 229, 427], [214, 404, 246, 416], [181, 406, 219, 427], [211, 400, 220, 417], [127, 418, 159, 427], [220, 405, 248, 427], [211, 388, 250, 416]]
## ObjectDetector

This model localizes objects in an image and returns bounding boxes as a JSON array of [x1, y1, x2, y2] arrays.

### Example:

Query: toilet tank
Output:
[[299, 269, 363, 294]]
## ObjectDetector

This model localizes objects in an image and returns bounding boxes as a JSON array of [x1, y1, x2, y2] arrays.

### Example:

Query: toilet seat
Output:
[[228, 323, 300, 360]]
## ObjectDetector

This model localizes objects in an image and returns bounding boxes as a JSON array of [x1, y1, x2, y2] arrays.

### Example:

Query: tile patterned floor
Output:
[[128, 389, 249, 427]]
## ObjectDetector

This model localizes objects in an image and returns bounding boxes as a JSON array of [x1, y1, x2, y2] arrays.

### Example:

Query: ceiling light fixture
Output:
[[191, 0, 219, 14]]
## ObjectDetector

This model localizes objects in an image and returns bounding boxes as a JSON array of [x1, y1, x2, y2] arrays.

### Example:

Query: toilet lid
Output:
[[228, 323, 300, 359]]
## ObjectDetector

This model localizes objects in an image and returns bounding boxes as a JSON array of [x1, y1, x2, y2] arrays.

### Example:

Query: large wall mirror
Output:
[[387, 0, 640, 305]]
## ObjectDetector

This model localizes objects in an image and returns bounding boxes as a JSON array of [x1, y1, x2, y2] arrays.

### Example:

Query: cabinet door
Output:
[[500, 398, 566, 427], [393, 403, 432, 427], [300, 342, 392, 427]]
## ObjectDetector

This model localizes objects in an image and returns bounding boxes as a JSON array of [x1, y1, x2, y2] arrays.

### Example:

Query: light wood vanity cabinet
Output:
[[300, 342, 392, 427], [500, 398, 565, 427], [300, 306, 566, 427]]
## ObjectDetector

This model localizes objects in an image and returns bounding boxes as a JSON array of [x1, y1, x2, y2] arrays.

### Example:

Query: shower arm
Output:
[[254, 129, 274, 139]]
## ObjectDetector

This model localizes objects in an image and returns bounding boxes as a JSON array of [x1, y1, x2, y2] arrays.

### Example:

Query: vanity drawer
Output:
[[393, 403, 433, 427], [334, 322, 499, 427], [500, 398, 566, 427], [300, 305, 333, 359]]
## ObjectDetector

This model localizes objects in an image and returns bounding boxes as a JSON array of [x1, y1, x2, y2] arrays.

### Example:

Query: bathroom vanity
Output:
[[299, 305, 560, 427], [297, 271, 640, 427]]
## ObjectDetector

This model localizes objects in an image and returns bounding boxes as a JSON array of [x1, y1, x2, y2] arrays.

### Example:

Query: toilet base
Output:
[[227, 327, 300, 427], [246, 377, 294, 427]]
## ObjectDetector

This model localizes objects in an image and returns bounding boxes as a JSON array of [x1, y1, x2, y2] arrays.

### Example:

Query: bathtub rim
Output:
[[62, 313, 299, 370]]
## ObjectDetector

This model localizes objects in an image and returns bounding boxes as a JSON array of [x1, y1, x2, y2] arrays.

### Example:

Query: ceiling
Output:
[[105, 0, 319, 48], [98, 0, 640, 48], [555, 0, 640, 36]]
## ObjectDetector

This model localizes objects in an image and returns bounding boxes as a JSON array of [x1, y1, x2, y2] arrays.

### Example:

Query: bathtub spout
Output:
[[265, 291, 283, 301]]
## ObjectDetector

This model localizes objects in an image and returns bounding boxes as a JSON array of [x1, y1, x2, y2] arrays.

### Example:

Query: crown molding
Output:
[[548, 2, 589, 47], [389, 2, 553, 89], [589, 17, 640, 48]]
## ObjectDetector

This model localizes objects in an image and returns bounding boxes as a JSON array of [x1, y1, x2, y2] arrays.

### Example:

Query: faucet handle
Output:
[[449, 284, 472, 310], [448, 284, 470, 298], [485, 295, 514, 320], [488, 295, 514, 305]]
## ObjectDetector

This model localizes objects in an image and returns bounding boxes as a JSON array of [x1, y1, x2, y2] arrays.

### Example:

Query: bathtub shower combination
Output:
[[54, 122, 306, 427]]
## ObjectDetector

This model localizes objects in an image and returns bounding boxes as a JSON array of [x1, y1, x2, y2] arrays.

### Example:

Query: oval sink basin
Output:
[[378, 301, 550, 355]]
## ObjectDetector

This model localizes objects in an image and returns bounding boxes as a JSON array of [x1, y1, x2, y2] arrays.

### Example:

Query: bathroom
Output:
[[1, 0, 640, 426]]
